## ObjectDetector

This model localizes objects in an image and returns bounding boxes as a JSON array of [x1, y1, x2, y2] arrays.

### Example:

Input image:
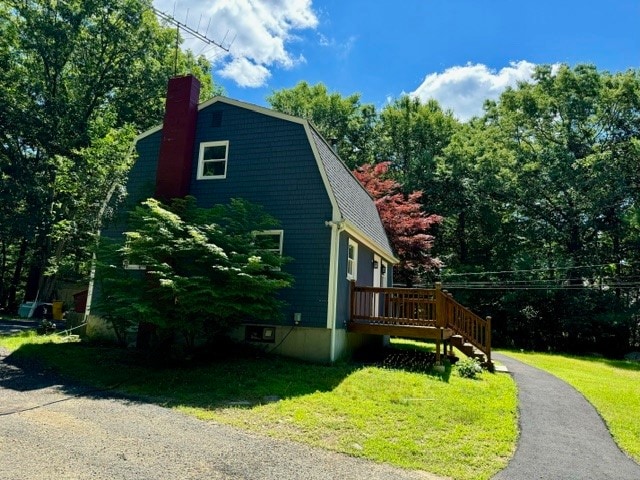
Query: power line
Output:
[[441, 261, 636, 278], [443, 281, 640, 291]]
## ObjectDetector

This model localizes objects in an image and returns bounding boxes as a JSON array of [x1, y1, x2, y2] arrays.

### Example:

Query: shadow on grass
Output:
[[0, 339, 451, 412]]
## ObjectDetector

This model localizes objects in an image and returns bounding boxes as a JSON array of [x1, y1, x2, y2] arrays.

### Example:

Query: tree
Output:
[[353, 162, 442, 285], [439, 64, 640, 355], [97, 197, 293, 356], [0, 0, 219, 310], [487, 64, 640, 282], [435, 118, 520, 271], [377, 95, 459, 193], [267, 81, 379, 168]]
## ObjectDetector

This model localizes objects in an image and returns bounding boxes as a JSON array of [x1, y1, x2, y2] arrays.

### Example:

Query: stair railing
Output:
[[436, 283, 491, 364]]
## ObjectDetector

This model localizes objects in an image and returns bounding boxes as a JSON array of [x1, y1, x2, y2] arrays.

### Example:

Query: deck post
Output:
[[435, 282, 446, 328], [486, 316, 492, 365], [349, 280, 355, 323]]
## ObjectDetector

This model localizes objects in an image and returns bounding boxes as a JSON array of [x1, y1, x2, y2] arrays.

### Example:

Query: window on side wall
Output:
[[254, 230, 284, 255], [197, 140, 228, 179], [347, 239, 358, 280], [254, 230, 284, 270]]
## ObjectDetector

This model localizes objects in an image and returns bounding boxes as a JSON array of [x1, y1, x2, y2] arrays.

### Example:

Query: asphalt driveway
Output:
[[0, 347, 441, 480]]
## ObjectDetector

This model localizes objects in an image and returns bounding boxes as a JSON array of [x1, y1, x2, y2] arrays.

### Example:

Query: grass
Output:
[[500, 350, 640, 463], [0, 332, 518, 480]]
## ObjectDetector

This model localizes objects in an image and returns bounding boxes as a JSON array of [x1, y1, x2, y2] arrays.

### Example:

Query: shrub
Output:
[[456, 357, 483, 379]]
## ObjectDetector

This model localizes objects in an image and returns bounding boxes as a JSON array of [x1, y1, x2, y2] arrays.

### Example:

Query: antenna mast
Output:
[[151, 6, 232, 75]]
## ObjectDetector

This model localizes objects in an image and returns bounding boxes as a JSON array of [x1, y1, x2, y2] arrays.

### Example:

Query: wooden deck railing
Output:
[[349, 282, 439, 327], [441, 290, 492, 365], [350, 282, 491, 363]]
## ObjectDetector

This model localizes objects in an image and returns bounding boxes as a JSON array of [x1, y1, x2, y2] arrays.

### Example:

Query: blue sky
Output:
[[153, 0, 639, 121]]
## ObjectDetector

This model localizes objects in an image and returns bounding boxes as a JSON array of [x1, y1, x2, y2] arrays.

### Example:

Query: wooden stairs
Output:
[[450, 334, 488, 363], [349, 282, 493, 368]]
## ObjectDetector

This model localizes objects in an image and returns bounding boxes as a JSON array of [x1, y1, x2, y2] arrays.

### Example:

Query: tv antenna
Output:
[[151, 6, 235, 75]]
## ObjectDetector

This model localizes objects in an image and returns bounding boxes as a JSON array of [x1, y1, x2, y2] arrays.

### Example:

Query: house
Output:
[[86, 74, 397, 363]]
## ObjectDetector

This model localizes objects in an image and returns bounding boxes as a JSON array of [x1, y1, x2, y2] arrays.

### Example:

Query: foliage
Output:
[[378, 95, 459, 193], [438, 64, 640, 356], [97, 197, 293, 355], [456, 357, 483, 379], [354, 162, 442, 285], [0, 0, 219, 311]]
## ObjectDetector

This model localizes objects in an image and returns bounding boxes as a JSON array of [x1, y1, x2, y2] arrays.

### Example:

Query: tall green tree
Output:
[[436, 118, 519, 271], [0, 0, 218, 309], [378, 95, 459, 194], [97, 197, 293, 355], [444, 64, 640, 355], [487, 64, 640, 281]]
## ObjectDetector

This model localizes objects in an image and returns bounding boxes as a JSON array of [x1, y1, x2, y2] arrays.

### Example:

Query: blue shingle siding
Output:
[[335, 233, 349, 329], [110, 97, 395, 334], [101, 130, 162, 240], [124, 102, 334, 329]]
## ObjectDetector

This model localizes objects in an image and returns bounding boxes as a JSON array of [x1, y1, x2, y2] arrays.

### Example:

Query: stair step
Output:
[[450, 336, 488, 364]]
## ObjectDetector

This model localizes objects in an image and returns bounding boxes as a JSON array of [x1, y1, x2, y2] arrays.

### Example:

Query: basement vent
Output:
[[211, 111, 223, 127], [245, 325, 276, 343]]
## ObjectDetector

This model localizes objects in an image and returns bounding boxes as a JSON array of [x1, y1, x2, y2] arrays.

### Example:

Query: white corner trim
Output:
[[327, 219, 343, 361]]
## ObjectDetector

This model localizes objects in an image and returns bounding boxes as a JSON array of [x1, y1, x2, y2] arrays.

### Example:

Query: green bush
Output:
[[456, 357, 483, 379]]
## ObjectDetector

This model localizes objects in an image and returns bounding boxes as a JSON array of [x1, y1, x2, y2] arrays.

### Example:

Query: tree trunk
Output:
[[0, 240, 6, 307], [7, 238, 28, 312]]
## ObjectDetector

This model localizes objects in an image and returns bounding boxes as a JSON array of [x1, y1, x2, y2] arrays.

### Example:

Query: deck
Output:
[[349, 282, 491, 365]]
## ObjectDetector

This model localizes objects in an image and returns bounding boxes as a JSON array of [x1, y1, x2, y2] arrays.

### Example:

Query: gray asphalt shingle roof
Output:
[[308, 126, 395, 260]]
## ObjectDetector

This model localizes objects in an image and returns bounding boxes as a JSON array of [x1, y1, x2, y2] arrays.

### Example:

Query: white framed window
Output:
[[197, 140, 228, 179], [254, 230, 284, 255], [122, 238, 146, 270], [347, 239, 358, 280]]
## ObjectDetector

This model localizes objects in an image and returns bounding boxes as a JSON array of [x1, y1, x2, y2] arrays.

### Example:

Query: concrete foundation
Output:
[[86, 315, 386, 364]]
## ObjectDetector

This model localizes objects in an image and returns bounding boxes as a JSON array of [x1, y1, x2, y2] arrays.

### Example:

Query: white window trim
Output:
[[123, 259, 146, 271], [347, 239, 358, 281], [197, 140, 229, 180], [254, 230, 284, 255]]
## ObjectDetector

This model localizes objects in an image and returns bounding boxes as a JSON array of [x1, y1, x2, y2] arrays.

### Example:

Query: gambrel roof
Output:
[[136, 96, 397, 263]]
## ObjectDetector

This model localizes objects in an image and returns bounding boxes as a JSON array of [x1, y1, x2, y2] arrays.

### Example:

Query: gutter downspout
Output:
[[326, 219, 344, 362]]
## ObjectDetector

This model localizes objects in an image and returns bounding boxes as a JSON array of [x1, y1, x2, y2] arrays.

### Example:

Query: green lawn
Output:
[[500, 350, 640, 463], [1, 332, 517, 480]]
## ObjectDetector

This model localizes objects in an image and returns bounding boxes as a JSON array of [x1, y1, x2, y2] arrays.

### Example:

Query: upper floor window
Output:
[[197, 140, 228, 179], [347, 239, 358, 280]]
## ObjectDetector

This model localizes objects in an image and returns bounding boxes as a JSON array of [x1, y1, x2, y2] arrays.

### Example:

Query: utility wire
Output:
[[441, 261, 636, 278]]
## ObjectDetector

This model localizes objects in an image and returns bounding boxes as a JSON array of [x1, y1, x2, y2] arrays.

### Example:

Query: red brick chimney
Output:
[[155, 75, 201, 200]]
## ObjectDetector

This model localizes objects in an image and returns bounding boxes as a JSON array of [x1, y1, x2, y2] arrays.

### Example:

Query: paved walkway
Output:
[[492, 353, 640, 480]]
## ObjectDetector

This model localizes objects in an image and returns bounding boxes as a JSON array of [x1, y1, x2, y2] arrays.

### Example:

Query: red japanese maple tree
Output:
[[353, 162, 442, 285]]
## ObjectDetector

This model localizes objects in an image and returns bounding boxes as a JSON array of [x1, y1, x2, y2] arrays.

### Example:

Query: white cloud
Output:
[[411, 61, 538, 121], [218, 57, 271, 88], [153, 0, 318, 87]]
